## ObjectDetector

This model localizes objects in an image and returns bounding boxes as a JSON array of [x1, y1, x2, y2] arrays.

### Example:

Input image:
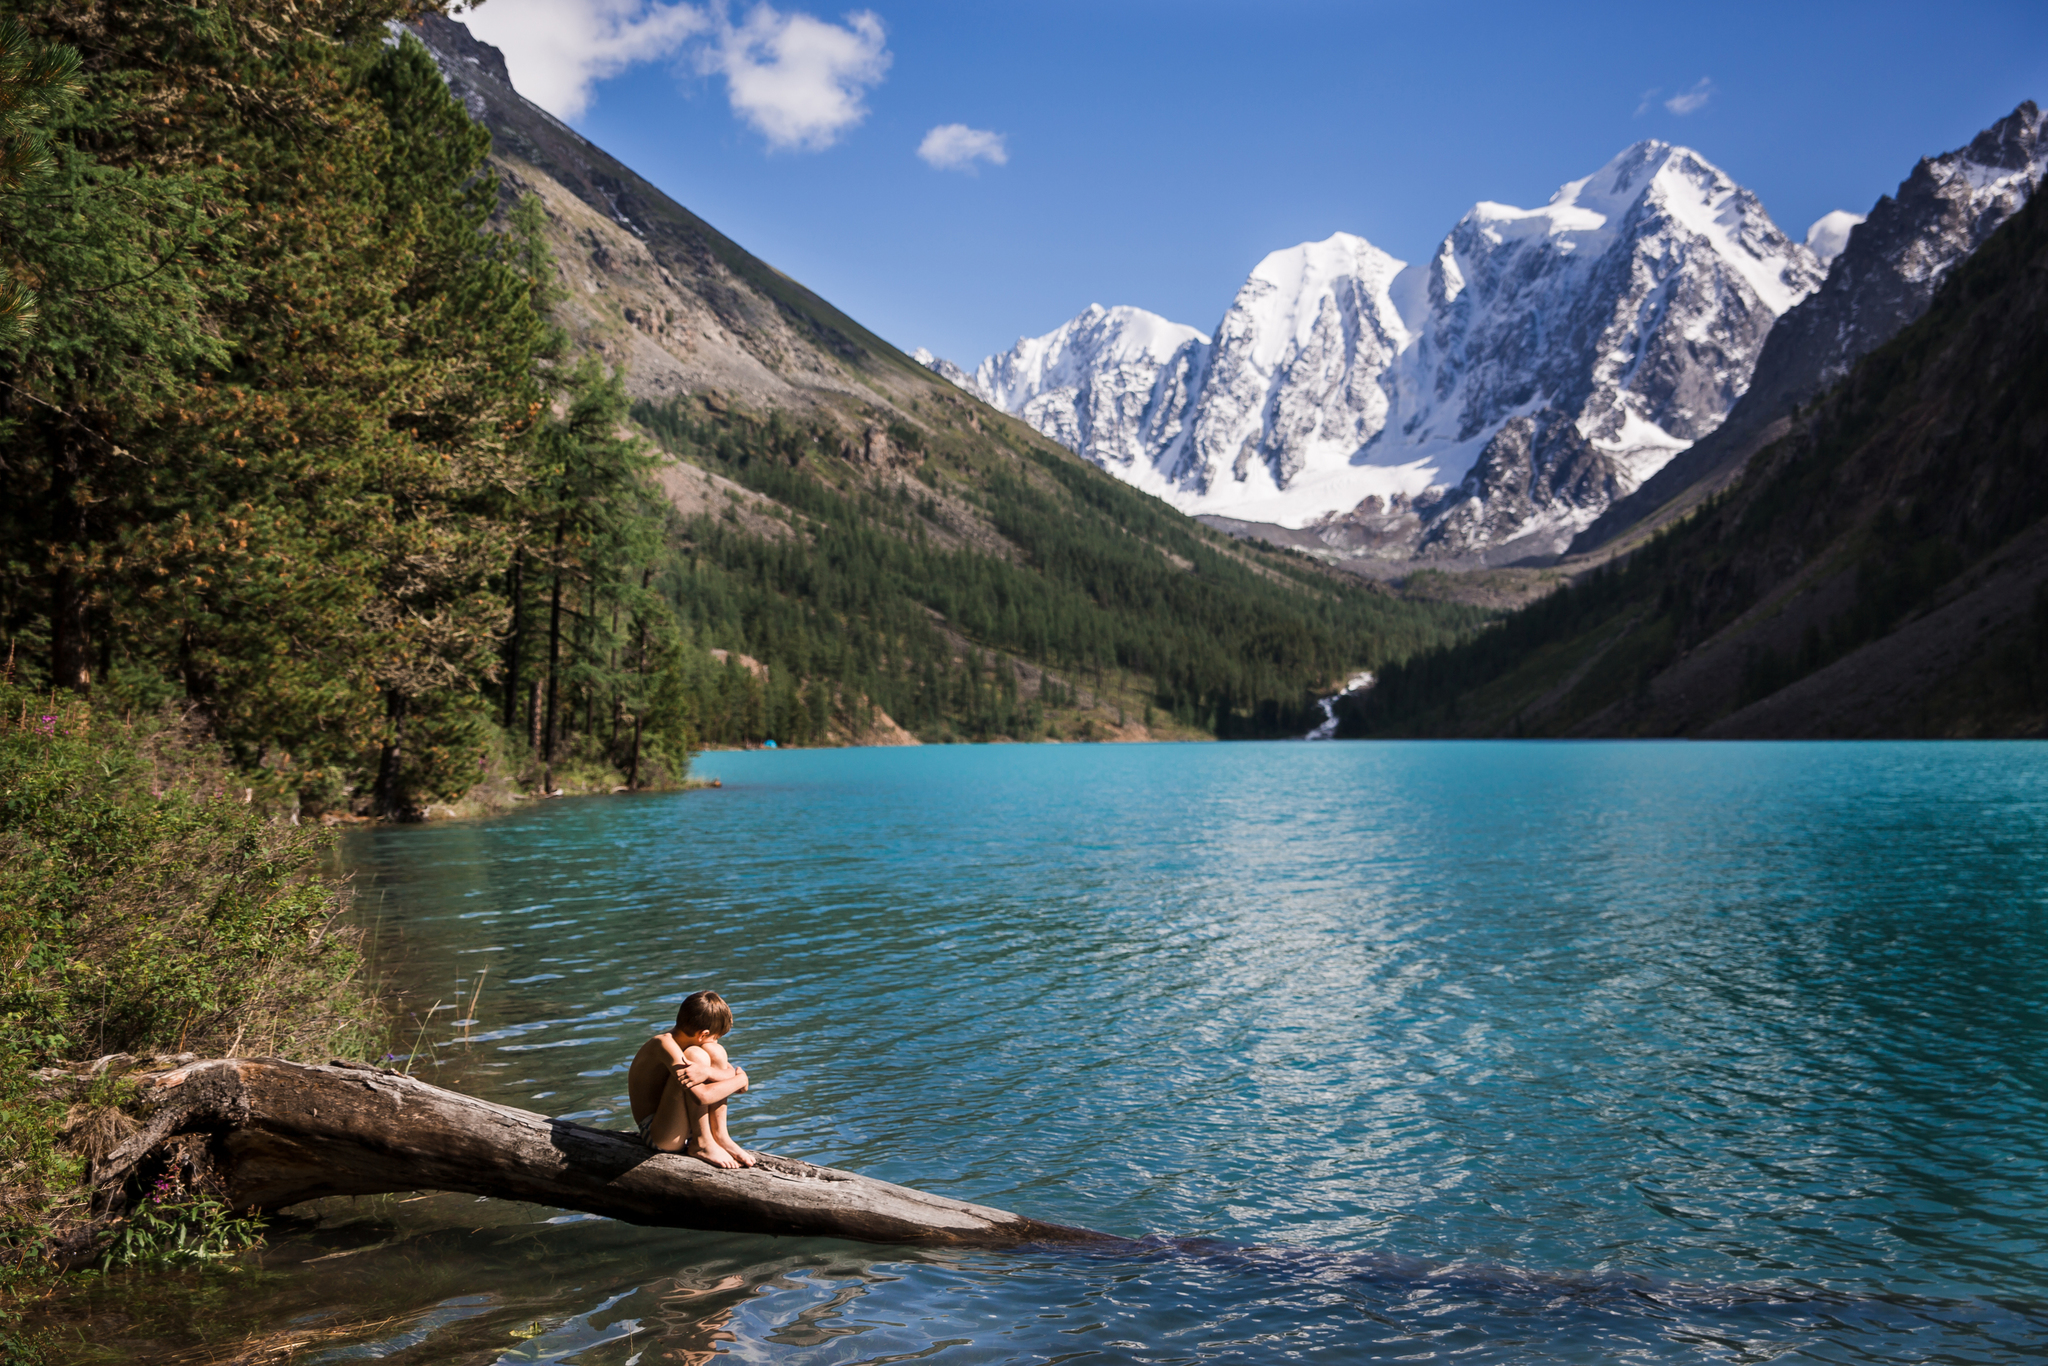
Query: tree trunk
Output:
[[608, 592, 623, 752], [581, 575, 596, 740], [50, 561, 92, 694], [627, 568, 651, 788], [89, 1058, 1102, 1252], [503, 550, 526, 733], [543, 520, 565, 793], [372, 689, 410, 819]]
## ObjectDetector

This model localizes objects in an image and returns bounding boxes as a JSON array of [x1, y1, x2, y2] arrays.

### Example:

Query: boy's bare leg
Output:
[[643, 1073, 694, 1153], [709, 1103, 755, 1167], [686, 1093, 739, 1169]]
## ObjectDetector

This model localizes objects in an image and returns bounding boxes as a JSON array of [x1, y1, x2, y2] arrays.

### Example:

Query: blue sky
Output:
[[461, 1, 2048, 366]]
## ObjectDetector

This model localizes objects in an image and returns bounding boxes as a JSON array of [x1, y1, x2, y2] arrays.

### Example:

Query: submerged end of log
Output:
[[94, 1058, 1106, 1250]]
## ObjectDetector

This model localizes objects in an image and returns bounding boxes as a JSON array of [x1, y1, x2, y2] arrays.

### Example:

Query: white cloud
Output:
[[705, 5, 891, 151], [1664, 78, 1713, 116], [459, 0, 708, 120], [454, 1, 889, 151], [918, 124, 1007, 172]]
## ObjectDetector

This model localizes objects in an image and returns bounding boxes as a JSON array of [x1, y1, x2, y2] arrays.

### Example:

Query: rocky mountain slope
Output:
[[931, 143, 1827, 560], [1339, 173, 2048, 738], [412, 13, 937, 422], [1571, 101, 2048, 556]]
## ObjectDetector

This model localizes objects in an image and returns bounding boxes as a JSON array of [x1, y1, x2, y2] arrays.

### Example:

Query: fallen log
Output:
[[89, 1057, 1104, 1250]]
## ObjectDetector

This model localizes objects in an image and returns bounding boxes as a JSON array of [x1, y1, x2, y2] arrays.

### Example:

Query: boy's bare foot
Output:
[[717, 1135, 757, 1167], [686, 1137, 741, 1170]]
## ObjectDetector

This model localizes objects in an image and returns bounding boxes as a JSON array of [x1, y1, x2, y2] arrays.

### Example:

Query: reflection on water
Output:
[[38, 741, 2048, 1363]]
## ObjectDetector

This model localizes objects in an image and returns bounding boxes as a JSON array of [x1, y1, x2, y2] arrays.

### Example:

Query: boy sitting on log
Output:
[[629, 990, 756, 1168]]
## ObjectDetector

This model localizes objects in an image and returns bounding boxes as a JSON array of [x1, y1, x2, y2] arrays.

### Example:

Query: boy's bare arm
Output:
[[653, 1034, 697, 1085], [680, 1045, 748, 1105], [679, 1039, 739, 1085]]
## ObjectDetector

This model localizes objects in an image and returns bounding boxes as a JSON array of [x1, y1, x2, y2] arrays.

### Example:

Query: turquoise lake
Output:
[[67, 741, 2048, 1362]]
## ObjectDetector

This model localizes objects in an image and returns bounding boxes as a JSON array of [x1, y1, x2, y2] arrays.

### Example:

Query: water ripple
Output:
[[102, 740, 2048, 1364]]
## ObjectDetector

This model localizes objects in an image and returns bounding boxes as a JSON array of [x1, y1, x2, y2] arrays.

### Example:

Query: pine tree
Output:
[[0, 17, 79, 340]]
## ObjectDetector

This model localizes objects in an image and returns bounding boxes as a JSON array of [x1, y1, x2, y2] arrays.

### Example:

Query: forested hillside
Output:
[[635, 401, 1479, 745], [0, 3, 1482, 821], [1339, 180, 2048, 739]]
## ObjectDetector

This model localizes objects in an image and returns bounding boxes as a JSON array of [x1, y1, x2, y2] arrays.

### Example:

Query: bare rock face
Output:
[[855, 424, 916, 469], [1758, 103, 2048, 405], [1572, 101, 2048, 555], [1802, 99, 2048, 388], [405, 14, 940, 419], [1417, 414, 1629, 555]]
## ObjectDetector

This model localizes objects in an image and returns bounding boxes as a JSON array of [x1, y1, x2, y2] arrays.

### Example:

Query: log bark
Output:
[[93, 1058, 1102, 1249]]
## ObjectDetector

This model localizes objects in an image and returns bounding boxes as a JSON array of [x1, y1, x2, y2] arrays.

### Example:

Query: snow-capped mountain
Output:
[[1368, 141, 1824, 555], [910, 347, 975, 391], [1166, 233, 1412, 498], [937, 307, 1207, 490], [925, 141, 1828, 558], [1572, 100, 2048, 556], [1805, 210, 1865, 266]]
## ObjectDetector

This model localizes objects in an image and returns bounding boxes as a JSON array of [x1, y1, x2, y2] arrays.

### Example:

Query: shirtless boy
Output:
[[628, 990, 756, 1169]]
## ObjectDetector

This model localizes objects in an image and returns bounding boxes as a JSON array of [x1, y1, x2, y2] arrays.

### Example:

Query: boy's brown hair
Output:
[[676, 990, 733, 1036]]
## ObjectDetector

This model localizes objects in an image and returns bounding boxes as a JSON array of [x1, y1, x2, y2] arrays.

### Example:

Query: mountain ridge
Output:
[[1570, 99, 2048, 557], [930, 141, 1827, 559]]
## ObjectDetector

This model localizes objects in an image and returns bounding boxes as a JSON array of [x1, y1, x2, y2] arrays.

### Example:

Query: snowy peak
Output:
[[1383, 140, 1821, 548], [1228, 233, 1411, 370], [974, 304, 1207, 412], [912, 346, 975, 390], [1897, 99, 2048, 283], [1171, 232, 1414, 499], [1806, 210, 1865, 266], [956, 305, 1209, 479], [1954, 98, 2048, 182], [1448, 143, 1818, 314]]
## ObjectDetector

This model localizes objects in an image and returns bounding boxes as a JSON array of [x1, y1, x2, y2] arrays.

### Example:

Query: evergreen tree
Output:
[[0, 5, 579, 814], [0, 17, 78, 340]]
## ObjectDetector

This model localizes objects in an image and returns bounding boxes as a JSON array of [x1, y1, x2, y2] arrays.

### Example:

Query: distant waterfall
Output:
[[1305, 672, 1375, 740]]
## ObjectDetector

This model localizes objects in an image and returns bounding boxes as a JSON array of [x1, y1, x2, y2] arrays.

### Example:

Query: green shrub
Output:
[[98, 1177, 264, 1272], [0, 680, 379, 1292], [0, 688, 371, 1065]]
